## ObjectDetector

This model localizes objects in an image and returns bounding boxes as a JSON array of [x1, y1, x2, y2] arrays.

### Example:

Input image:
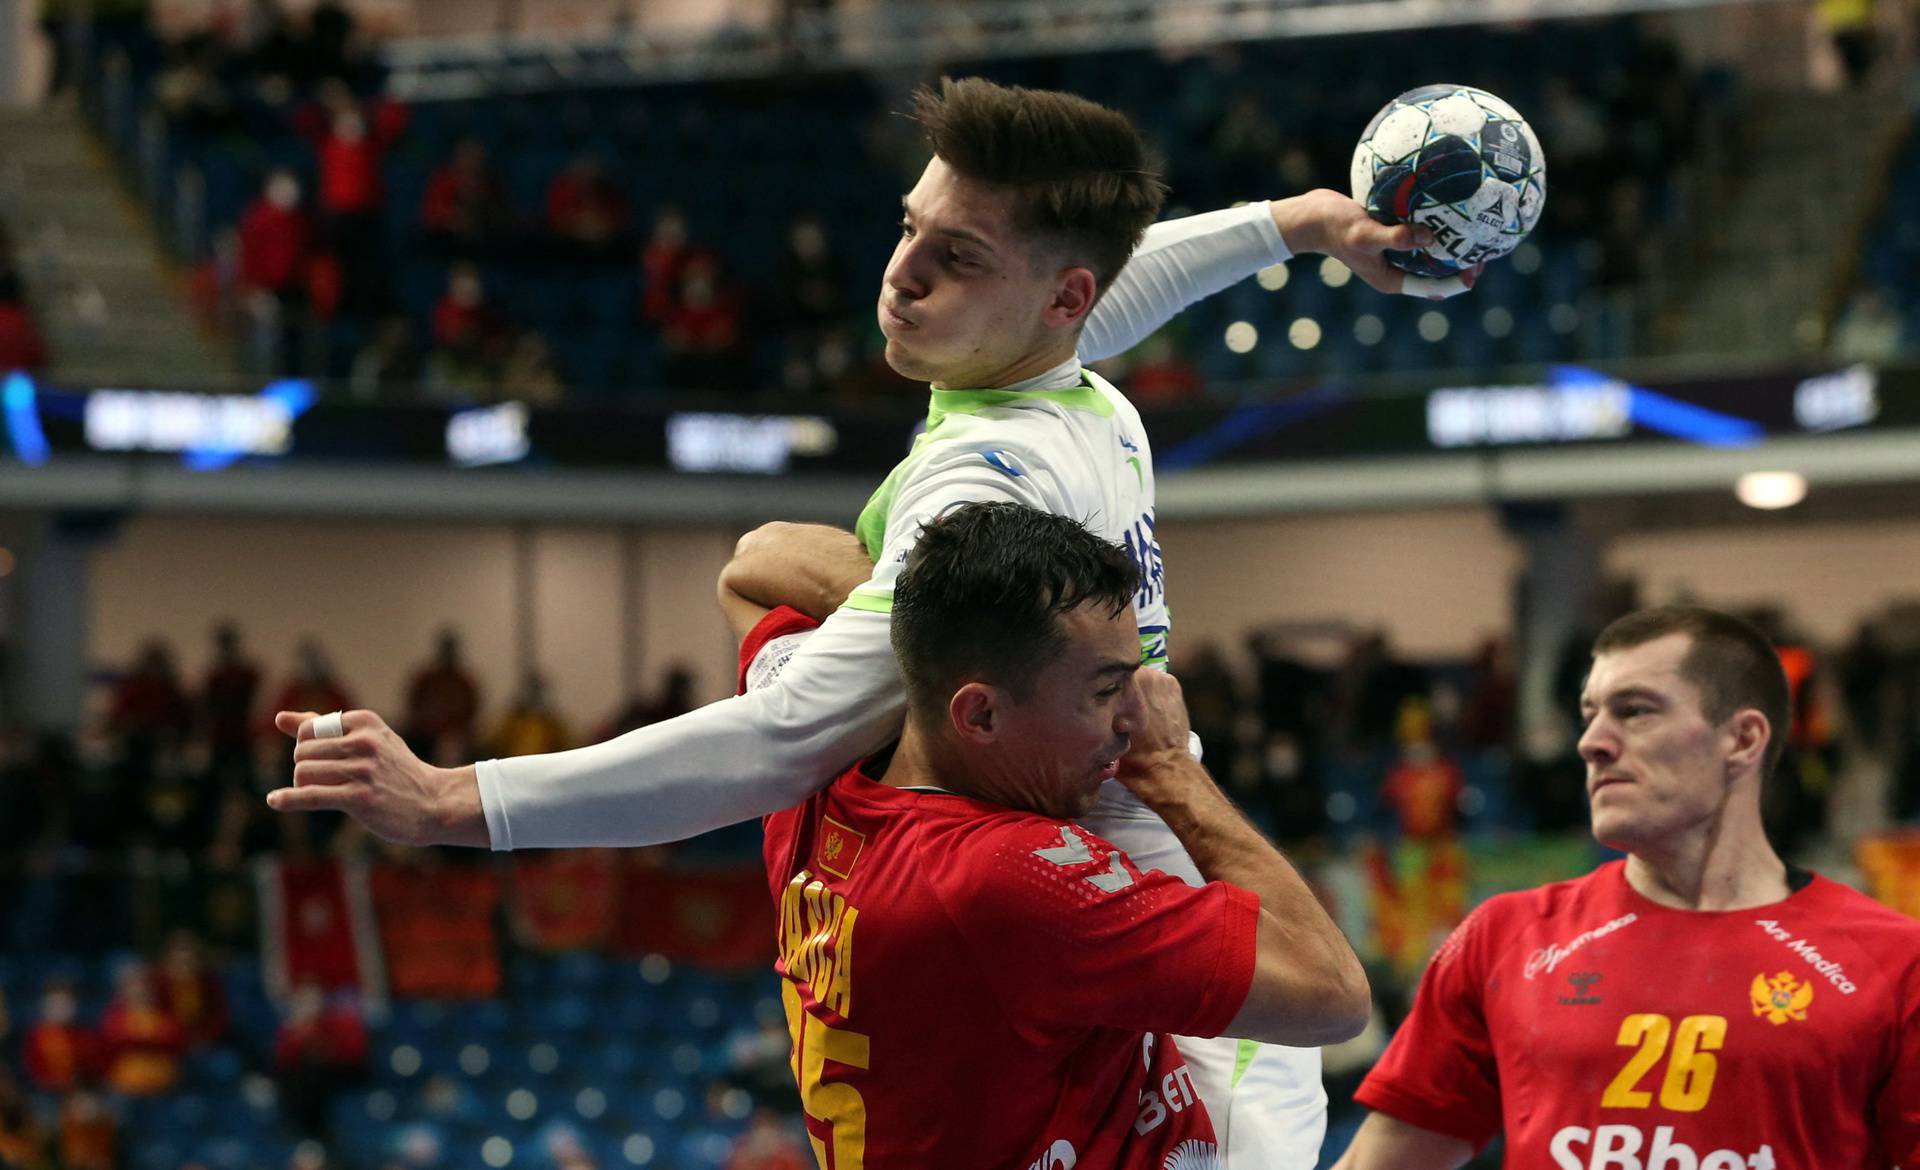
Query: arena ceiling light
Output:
[[1735, 471, 1807, 510]]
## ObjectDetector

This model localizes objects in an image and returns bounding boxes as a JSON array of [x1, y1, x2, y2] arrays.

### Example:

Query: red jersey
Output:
[[1356, 860, 1920, 1169], [746, 608, 1259, 1169]]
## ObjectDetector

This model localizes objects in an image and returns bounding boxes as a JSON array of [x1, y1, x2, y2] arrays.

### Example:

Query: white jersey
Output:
[[474, 199, 1321, 1167]]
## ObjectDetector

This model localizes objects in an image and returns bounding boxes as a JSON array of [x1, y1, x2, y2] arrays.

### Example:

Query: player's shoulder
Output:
[[1803, 873, 1920, 958], [1433, 863, 1626, 966], [920, 813, 1143, 919], [1469, 860, 1624, 928]]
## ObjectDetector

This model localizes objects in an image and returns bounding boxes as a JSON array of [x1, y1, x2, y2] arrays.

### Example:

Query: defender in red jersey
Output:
[[1337, 606, 1920, 1170], [737, 504, 1369, 1169]]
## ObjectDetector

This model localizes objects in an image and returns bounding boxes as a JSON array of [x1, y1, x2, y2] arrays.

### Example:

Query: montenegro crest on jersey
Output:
[[1750, 970, 1813, 1024], [817, 817, 866, 881]]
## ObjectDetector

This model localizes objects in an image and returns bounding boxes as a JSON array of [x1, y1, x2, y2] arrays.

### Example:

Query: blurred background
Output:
[[1, 0, 1920, 1167]]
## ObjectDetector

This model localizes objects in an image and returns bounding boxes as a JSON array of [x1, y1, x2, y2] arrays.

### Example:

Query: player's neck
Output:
[[1621, 798, 1790, 912], [929, 340, 1080, 392], [877, 723, 970, 798]]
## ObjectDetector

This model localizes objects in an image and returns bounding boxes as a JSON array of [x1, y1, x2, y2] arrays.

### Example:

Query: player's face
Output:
[[879, 158, 1075, 390], [1576, 634, 1742, 852], [982, 602, 1144, 820]]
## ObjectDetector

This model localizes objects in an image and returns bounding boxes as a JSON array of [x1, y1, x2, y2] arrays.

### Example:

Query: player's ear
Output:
[[1043, 267, 1098, 329], [1724, 708, 1769, 779], [949, 683, 998, 744]]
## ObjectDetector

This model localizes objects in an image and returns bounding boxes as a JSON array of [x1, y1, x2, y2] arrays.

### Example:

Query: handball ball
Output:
[[1349, 84, 1547, 278]]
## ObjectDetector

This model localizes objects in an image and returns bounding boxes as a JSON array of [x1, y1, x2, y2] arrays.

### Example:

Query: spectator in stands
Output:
[[1119, 331, 1200, 404], [490, 671, 571, 757], [661, 254, 744, 390], [1832, 285, 1902, 363], [98, 962, 185, 1096], [639, 204, 698, 325], [1821, 0, 1877, 87], [273, 981, 369, 1140], [22, 980, 96, 1094], [0, 229, 48, 371], [0, 1067, 49, 1170], [772, 213, 846, 392], [272, 639, 355, 730], [295, 80, 408, 327], [0, 299, 47, 373], [236, 169, 314, 376], [725, 1109, 812, 1170], [202, 621, 262, 793], [421, 137, 510, 257], [1457, 634, 1516, 751], [349, 316, 424, 401], [426, 262, 510, 400], [154, 928, 229, 1050], [546, 153, 632, 256], [107, 638, 194, 794], [497, 331, 565, 407], [403, 628, 481, 760], [1380, 698, 1464, 840], [1209, 90, 1284, 195], [55, 1091, 114, 1170], [1330, 630, 1426, 754], [1179, 641, 1243, 789]]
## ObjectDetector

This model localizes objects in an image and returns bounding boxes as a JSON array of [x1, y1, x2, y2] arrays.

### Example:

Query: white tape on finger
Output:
[[311, 711, 345, 739], [1403, 274, 1469, 300]]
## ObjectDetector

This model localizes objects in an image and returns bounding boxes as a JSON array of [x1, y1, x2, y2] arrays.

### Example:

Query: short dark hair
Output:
[[910, 76, 1167, 293], [1592, 604, 1791, 777], [891, 502, 1138, 718]]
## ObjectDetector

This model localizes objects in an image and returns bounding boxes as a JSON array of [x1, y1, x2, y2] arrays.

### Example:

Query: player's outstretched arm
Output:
[[1120, 670, 1370, 1046], [1079, 193, 1452, 362], [717, 522, 873, 641], [1329, 1112, 1475, 1170], [267, 443, 1050, 851]]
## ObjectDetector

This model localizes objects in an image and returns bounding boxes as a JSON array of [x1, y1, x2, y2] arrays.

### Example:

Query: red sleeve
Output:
[[1354, 900, 1504, 1149], [945, 821, 1259, 1039], [736, 606, 820, 694], [1880, 960, 1920, 1169]]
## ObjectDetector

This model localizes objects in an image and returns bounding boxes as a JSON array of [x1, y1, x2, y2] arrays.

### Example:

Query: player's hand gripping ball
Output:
[[1350, 84, 1547, 278]]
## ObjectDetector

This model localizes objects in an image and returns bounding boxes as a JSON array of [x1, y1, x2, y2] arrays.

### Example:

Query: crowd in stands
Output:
[[0, 223, 51, 374], [1, 581, 1918, 1167], [75, 8, 1727, 403]]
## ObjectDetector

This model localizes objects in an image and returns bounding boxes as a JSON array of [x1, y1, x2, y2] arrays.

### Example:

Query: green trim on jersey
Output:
[[845, 588, 893, 615], [1139, 633, 1169, 668], [1231, 1038, 1262, 1088], [925, 383, 1114, 430], [854, 380, 1105, 562]]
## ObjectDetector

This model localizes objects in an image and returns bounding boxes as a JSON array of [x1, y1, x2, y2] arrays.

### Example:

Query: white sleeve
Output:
[[474, 440, 1056, 850], [1078, 200, 1296, 362]]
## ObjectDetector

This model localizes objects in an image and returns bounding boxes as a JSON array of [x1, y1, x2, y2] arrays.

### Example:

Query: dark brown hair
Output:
[[910, 76, 1166, 293], [892, 502, 1137, 718], [1592, 605, 1791, 777]]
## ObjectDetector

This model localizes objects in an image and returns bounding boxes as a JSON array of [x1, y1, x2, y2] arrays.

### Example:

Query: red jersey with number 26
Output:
[[1356, 860, 1920, 1170], [745, 606, 1259, 1170]]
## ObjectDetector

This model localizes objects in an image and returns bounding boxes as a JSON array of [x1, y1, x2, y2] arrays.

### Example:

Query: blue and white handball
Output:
[[1349, 84, 1547, 278]]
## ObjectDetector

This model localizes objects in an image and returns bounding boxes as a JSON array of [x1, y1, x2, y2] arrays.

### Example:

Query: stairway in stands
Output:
[[0, 99, 237, 388], [1654, 86, 1904, 361]]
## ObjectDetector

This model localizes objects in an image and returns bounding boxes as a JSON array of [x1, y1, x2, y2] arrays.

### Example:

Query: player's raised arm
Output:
[[1078, 193, 1441, 362], [1329, 1113, 1475, 1170], [267, 443, 1052, 851], [1120, 670, 1371, 1046]]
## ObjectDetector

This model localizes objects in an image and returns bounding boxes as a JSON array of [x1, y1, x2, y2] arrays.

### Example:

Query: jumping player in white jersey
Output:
[[268, 77, 1460, 1167]]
